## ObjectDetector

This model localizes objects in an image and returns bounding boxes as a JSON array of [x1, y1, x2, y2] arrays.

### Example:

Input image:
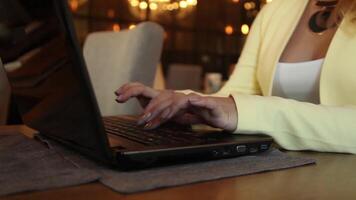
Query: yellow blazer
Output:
[[218, 0, 356, 153]]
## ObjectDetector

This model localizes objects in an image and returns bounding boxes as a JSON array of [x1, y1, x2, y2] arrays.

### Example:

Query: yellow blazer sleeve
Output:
[[234, 94, 356, 154], [179, 1, 356, 154], [218, 2, 356, 154]]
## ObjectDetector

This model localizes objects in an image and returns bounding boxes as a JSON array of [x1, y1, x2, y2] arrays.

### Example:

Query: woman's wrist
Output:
[[222, 96, 238, 132]]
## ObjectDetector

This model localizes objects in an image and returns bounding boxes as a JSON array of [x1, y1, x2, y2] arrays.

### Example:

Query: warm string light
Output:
[[179, 1, 188, 8], [68, 0, 87, 11], [186, 0, 197, 5], [130, 0, 140, 6], [225, 25, 234, 35], [244, 2, 256, 10], [111, 24, 138, 31], [69, 0, 79, 11], [241, 24, 250, 35], [225, 24, 250, 35], [107, 9, 115, 18], [129, 24, 137, 29], [69, 0, 260, 37], [112, 24, 121, 32], [149, 2, 158, 10], [231, 0, 272, 5], [139, 1, 148, 9], [129, 0, 198, 11], [228, 0, 255, 35]]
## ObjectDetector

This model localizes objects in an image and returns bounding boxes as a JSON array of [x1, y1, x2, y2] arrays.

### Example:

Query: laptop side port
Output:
[[260, 144, 269, 151], [236, 145, 247, 153], [248, 146, 259, 153]]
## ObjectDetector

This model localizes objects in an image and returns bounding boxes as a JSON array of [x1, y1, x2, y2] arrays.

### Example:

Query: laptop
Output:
[[0, 0, 272, 169]]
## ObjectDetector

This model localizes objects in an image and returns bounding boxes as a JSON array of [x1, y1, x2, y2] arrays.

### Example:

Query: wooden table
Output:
[[1, 126, 356, 200]]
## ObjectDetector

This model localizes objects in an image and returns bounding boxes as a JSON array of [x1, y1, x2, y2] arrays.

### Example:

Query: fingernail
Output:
[[144, 112, 152, 120], [117, 95, 123, 101], [142, 112, 151, 120], [144, 122, 152, 129], [137, 113, 151, 125]]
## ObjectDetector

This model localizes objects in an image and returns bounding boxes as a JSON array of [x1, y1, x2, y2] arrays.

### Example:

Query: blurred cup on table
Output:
[[204, 73, 222, 94]]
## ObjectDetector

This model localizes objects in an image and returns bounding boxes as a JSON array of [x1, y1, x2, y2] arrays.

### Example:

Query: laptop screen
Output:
[[0, 0, 111, 159]]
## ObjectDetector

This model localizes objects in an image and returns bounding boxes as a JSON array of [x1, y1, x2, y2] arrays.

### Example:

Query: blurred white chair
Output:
[[166, 64, 202, 91], [83, 22, 164, 116], [153, 63, 166, 90], [0, 59, 10, 125]]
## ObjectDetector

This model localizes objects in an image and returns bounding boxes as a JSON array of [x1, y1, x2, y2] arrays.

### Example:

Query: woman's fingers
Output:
[[140, 91, 185, 121], [138, 98, 172, 125], [135, 93, 237, 131], [137, 91, 174, 124], [115, 82, 138, 95], [141, 93, 193, 128], [144, 109, 172, 130], [143, 91, 174, 114], [115, 83, 159, 103], [114, 84, 235, 130], [147, 111, 204, 130], [161, 93, 199, 119], [189, 96, 223, 117], [189, 96, 238, 131]]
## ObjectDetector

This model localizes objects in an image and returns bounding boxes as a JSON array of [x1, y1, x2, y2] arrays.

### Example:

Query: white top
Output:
[[272, 59, 324, 104]]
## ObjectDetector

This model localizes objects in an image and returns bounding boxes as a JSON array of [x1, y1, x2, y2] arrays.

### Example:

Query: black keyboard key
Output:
[[103, 116, 206, 146]]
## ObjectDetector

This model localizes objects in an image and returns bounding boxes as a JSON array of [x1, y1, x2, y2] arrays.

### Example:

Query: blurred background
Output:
[[0, 0, 274, 124], [68, 0, 272, 90]]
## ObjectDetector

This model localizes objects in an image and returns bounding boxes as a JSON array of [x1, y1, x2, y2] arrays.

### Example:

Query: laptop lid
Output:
[[0, 0, 112, 161]]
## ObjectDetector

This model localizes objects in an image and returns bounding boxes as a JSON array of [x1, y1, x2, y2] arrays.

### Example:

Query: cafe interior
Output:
[[68, 0, 271, 93], [2, 0, 356, 199]]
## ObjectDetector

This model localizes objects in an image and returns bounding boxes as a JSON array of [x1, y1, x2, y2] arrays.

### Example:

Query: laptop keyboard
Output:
[[103, 116, 207, 146]]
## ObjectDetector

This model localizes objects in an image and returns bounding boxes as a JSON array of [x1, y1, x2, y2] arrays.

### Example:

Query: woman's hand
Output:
[[115, 82, 161, 109], [184, 95, 238, 132], [115, 82, 238, 131]]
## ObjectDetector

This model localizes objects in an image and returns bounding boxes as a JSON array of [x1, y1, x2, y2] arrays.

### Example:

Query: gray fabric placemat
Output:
[[0, 134, 100, 196], [46, 137, 316, 194], [0, 134, 316, 196], [101, 150, 315, 193]]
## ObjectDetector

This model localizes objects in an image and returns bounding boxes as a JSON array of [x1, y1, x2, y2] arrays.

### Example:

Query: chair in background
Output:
[[83, 22, 164, 116], [166, 64, 202, 91], [0, 59, 10, 125], [153, 63, 166, 90]]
